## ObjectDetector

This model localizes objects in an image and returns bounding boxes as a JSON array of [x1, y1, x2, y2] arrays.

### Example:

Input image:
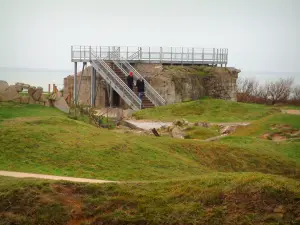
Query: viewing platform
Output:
[[71, 46, 228, 67]]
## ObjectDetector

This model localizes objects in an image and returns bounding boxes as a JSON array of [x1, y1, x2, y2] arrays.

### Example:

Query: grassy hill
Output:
[[133, 98, 277, 122], [0, 101, 300, 224], [0, 102, 299, 181], [1, 173, 299, 225]]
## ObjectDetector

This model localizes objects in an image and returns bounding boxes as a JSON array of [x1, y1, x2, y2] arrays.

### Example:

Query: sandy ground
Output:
[[0, 170, 117, 184]]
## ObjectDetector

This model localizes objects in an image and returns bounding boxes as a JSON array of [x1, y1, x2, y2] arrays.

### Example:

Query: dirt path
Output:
[[282, 109, 300, 115], [0, 170, 118, 184]]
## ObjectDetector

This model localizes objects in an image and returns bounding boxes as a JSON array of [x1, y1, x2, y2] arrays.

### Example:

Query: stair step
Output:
[[108, 63, 156, 109]]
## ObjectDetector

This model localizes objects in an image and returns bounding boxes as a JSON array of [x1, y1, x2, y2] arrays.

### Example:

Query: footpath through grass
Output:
[[0, 173, 299, 225], [133, 98, 277, 122]]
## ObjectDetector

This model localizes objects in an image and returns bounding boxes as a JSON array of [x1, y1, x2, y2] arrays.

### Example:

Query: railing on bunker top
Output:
[[71, 46, 228, 65], [109, 47, 166, 107], [90, 50, 142, 111]]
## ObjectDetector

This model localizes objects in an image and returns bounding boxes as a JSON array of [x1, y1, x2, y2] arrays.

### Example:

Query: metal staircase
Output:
[[90, 50, 142, 110], [109, 48, 166, 107]]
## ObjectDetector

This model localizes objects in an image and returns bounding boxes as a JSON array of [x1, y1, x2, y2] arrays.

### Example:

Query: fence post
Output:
[[80, 46, 81, 61], [89, 46, 91, 61], [171, 47, 172, 64], [160, 47, 162, 63], [192, 48, 194, 64], [181, 47, 183, 65], [71, 46, 73, 61], [108, 46, 111, 60], [212, 48, 215, 66]]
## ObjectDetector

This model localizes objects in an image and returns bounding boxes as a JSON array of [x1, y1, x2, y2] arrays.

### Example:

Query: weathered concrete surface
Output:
[[64, 66, 107, 107], [124, 120, 172, 130], [133, 64, 240, 104], [95, 108, 134, 120]]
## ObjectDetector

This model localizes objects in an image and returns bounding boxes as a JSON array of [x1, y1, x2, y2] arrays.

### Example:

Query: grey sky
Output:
[[0, 0, 299, 74]]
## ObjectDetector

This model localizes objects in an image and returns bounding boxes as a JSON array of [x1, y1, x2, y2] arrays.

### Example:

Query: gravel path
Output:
[[0, 170, 117, 184]]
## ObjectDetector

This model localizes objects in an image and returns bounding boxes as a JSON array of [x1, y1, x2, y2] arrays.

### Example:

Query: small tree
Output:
[[292, 85, 300, 100], [267, 77, 294, 104]]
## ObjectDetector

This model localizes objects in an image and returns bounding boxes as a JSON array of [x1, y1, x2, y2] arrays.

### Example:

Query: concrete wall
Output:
[[64, 64, 240, 108], [64, 66, 107, 107], [133, 64, 240, 104]]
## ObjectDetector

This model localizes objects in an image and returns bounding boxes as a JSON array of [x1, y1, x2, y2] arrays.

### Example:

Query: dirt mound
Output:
[[262, 124, 300, 142]]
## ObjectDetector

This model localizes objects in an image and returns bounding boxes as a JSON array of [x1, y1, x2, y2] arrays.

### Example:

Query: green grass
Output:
[[1, 101, 300, 224], [0, 173, 299, 225], [184, 126, 220, 140], [133, 98, 277, 122], [0, 101, 64, 122], [233, 113, 300, 137], [0, 102, 299, 181]]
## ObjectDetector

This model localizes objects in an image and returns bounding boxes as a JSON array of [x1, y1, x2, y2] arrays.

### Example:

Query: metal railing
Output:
[[90, 50, 142, 110], [109, 48, 166, 106], [71, 46, 228, 65]]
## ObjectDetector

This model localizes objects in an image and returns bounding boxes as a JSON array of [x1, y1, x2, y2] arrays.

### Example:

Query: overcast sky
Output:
[[0, 0, 299, 75]]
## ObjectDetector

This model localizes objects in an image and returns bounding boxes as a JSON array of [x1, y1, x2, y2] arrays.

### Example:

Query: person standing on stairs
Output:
[[136, 78, 145, 101], [127, 71, 134, 90]]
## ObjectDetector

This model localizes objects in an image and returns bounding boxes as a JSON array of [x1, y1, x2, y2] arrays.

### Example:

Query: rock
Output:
[[195, 121, 210, 128], [20, 96, 29, 104], [273, 205, 285, 214], [1, 85, 20, 101], [32, 87, 43, 101], [171, 127, 185, 139], [173, 118, 189, 127], [28, 86, 36, 97], [220, 126, 236, 135], [0, 80, 9, 93], [53, 96, 70, 113], [167, 125, 175, 132]]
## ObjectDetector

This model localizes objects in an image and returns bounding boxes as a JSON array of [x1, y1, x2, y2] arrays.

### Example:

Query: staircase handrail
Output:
[[90, 50, 142, 110], [109, 50, 166, 106]]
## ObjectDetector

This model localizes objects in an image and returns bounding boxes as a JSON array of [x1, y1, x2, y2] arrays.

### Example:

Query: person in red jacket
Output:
[[127, 71, 134, 90]]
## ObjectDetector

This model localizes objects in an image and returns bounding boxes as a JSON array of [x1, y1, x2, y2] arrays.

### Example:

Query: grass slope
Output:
[[0, 174, 299, 225], [0, 102, 299, 181], [133, 98, 276, 122]]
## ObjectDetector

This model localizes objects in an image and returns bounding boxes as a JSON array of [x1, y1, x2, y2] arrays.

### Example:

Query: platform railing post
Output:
[[71, 46, 73, 61], [160, 47, 162, 63], [171, 47, 173, 64], [192, 48, 194, 64], [74, 62, 77, 104], [80, 46, 82, 61], [89, 46, 91, 61], [212, 48, 215, 66]]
